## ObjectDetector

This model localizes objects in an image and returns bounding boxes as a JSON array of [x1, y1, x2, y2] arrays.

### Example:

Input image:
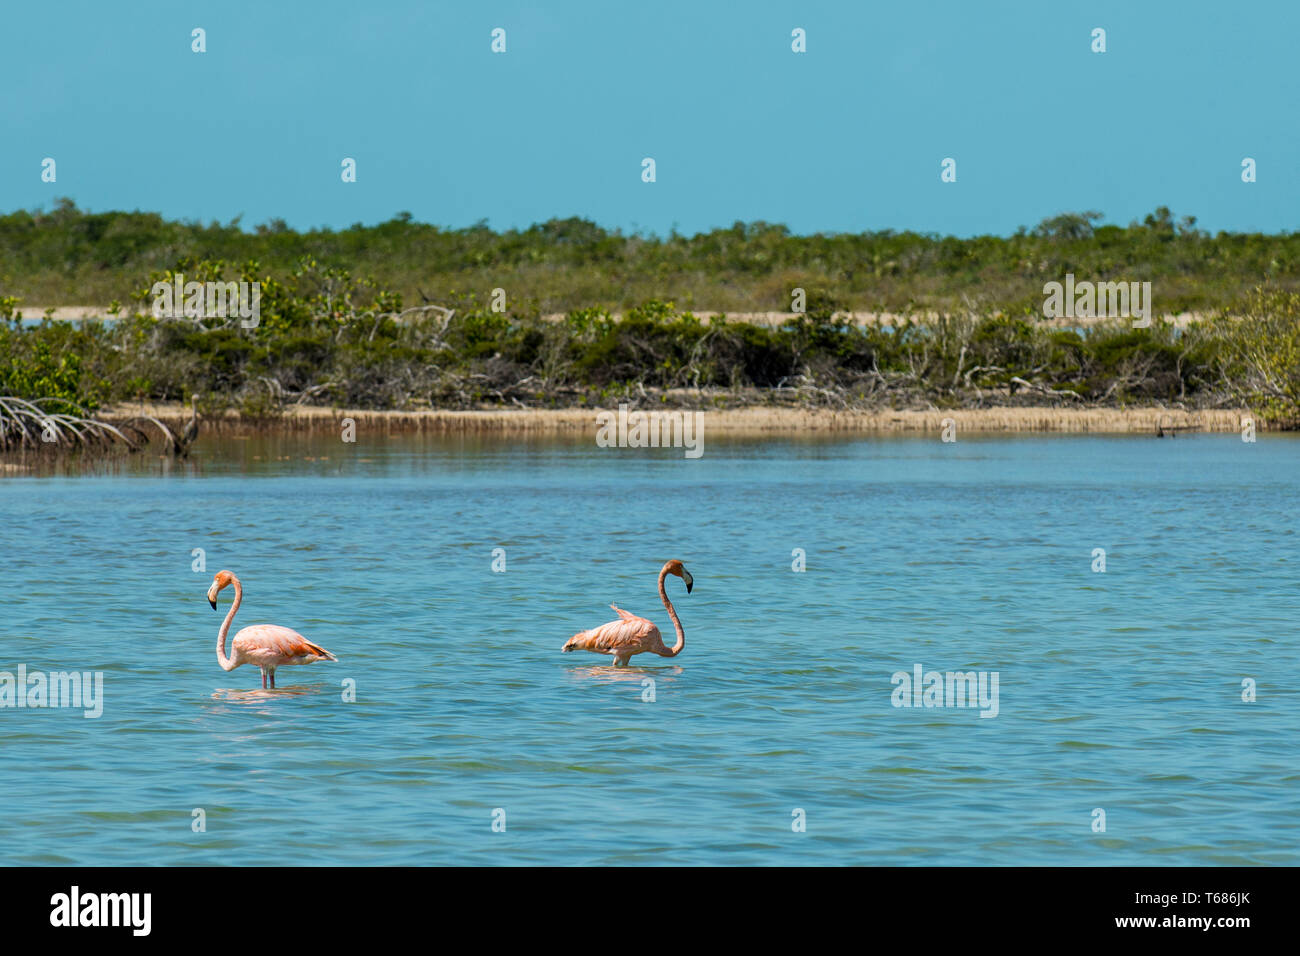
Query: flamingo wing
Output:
[[609, 603, 638, 621], [564, 614, 658, 654], [233, 624, 338, 664]]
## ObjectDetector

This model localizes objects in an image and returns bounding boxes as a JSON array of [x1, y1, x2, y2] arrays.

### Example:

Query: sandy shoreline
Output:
[[102, 403, 1255, 434]]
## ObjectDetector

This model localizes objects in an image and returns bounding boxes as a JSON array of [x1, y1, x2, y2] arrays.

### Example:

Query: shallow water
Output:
[[1, 431, 1297, 865]]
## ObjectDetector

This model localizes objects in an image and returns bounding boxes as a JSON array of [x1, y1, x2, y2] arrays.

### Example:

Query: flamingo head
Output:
[[665, 559, 693, 593], [207, 570, 236, 609]]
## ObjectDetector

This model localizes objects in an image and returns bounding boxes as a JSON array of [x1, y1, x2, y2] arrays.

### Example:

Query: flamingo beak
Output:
[[684, 571, 694, 594], [209, 597, 217, 609]]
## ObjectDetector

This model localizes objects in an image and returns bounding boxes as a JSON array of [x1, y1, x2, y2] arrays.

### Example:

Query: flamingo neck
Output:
[[658, 565, 684, 657], [216, 578, 241, 671]]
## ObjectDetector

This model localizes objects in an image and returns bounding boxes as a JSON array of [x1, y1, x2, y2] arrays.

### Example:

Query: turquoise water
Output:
[[1, 432, 1296, 865]]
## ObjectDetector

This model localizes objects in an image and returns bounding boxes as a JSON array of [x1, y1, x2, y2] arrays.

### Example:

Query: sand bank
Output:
[[102, 403, 1254, 435]]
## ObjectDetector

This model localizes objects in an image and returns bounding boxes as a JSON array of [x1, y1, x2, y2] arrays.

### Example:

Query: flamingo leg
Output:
[[269, 670, 276, 690], [260, 669, 267, 689]]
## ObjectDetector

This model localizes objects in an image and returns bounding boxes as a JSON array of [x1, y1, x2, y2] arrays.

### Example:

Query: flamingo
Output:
[[562, 559, 693, 666], [207, 570, 338, 688]]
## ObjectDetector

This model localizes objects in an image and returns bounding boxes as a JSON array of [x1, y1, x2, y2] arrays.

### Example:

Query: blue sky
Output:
[[2, 0, 1296, 237]]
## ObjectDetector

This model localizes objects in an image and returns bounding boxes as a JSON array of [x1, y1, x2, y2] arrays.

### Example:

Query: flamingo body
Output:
[[563, 560, 693, 666], [564, 605, 669, 666], [231, 624, 338, 672], [207, 571, 338, 688]]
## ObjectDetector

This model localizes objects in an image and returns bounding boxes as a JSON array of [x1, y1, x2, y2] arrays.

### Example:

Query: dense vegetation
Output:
[[2, 202, 1299, 427], [4, 200, 1300, 315]]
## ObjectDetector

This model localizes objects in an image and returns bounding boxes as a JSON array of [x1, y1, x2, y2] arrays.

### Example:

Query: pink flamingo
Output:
[[563, 560, 693, 666], [207, 570, 338, 688]]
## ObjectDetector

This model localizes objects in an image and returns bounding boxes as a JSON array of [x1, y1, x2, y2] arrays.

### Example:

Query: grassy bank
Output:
[[6, 283, 1298, 424], [4, 203, 1300, 436]]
